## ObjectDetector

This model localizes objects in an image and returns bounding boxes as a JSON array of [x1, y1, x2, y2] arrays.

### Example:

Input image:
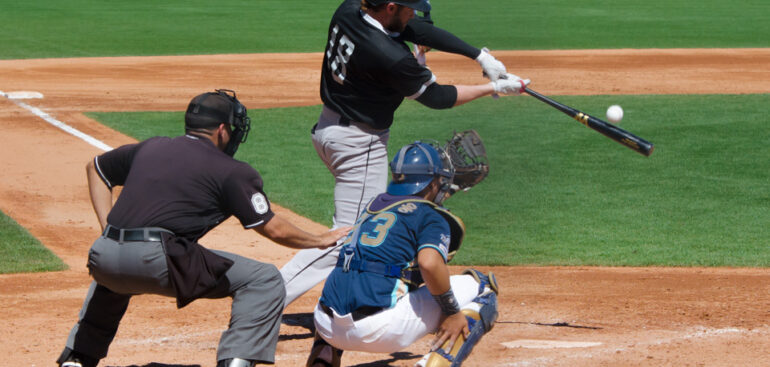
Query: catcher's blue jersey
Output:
[[319, 193, 451, 315]]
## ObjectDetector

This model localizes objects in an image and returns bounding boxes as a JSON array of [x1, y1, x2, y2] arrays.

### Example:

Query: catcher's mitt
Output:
[[444, 130, 489, 193]]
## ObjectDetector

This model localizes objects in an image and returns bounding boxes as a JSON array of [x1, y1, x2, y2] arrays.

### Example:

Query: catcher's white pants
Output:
[[280, 106, 390, 307], [313, 274, 482, 353]]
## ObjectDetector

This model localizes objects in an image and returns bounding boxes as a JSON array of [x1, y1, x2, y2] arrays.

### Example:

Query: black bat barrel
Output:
[[524, 88, 654, 156]]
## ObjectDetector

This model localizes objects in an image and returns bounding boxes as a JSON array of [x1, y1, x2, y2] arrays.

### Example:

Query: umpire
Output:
[[56, 90, 351, 367]]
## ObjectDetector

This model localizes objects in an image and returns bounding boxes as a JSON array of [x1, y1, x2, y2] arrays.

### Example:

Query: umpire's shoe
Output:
[[57, 348, 98, 367], [217, 358, 256, 367]]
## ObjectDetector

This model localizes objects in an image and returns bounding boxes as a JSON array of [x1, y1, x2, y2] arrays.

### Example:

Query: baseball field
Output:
[[1, 1, 768, 366]]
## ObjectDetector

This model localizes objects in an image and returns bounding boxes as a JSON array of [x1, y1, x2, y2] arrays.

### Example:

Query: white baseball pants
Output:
[[313, 274, 482, 353], [279, 106, 390, 307]]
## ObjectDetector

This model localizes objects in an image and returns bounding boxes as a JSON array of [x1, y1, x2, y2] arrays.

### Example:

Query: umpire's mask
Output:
[[185, 89, 251, 157]]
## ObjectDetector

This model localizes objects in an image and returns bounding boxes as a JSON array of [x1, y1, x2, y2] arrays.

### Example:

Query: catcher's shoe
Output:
[[306, 332, 343, 367]]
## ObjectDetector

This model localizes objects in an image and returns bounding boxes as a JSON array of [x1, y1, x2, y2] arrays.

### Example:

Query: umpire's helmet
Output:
[[185, 89, 251, 157], [365, 0, 431, 12], [387, 141, 454, 202]]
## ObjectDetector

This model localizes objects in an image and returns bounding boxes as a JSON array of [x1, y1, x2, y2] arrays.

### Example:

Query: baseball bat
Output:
[[523, 87, 654, 156]]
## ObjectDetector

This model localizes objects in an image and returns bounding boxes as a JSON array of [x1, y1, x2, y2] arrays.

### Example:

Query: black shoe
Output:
[[57, 348, 98, 367], [217, 358, 255, 367]]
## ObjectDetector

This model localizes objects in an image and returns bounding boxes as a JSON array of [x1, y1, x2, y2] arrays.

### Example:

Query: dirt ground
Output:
[[0, 49, 768, 367]]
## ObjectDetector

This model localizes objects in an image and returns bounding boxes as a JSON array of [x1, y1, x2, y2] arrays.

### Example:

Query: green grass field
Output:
[[0, 211, 66, 274], [2, 0, 767, 271], [89, 93, 770, 266], [1, 0, 768, 59]]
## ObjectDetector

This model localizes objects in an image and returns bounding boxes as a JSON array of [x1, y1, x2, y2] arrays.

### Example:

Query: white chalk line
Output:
[[503, 340, 603, 349], [501, 326, 769, 367], [1, 90, 113, 152], [115, 329, 223, 346]]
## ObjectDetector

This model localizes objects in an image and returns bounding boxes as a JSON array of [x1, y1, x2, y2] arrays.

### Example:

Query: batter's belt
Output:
[[312, 105, 387, 135]]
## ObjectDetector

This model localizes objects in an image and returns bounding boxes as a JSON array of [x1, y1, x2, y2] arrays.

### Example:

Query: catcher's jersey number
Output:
[[327, 25, 355, 84], [342, 212, 397, 248], [360, 212, 396, 247]]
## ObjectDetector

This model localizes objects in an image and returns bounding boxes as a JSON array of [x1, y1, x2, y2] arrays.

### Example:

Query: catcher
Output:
[[306, 131, 499, 367]]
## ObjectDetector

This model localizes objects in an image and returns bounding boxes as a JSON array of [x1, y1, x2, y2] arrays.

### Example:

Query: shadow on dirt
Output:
[[281, 312, 315, 330], [497, 320, 603, 330], [280, 312, 315, 340], [347, 351, 422, 367], [108, 364, 201, 367]]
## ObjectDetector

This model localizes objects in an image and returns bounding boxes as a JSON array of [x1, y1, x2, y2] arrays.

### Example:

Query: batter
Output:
[[280, 0, 529, 307]]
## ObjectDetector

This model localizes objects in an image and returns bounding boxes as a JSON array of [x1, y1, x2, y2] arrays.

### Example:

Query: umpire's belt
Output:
[[320, 303, 382, 322], [103, 225, 171, 242]]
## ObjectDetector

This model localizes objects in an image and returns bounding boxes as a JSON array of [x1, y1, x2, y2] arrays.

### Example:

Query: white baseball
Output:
[[606, 105, 623, 123]]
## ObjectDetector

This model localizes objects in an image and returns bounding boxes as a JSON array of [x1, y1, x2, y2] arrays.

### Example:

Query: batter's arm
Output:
[[416, 83, 497, 109], [403, 18, 480, 59], [453, 84, 498, 107], [86, 159, 112, 231]]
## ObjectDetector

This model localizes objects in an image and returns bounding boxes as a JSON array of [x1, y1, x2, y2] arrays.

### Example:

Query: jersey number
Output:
[[360, 212, 397, 247], [327, 25, 355, 85], [251, 193, 269, 215]]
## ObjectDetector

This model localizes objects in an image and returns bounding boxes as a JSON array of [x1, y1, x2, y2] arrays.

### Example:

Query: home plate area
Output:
[[0, 90, 44, 99]]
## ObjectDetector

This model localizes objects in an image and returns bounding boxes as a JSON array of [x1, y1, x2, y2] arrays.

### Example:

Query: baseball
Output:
[[606, 105, 624, 123]]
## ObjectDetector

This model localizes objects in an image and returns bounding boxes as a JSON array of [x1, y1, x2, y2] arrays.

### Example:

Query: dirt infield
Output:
[[1, 49, 768, 367]]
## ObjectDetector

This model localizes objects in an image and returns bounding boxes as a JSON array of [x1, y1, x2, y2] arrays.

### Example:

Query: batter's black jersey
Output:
[[95, 135, 274, 240], [320, 0, 436, 130]]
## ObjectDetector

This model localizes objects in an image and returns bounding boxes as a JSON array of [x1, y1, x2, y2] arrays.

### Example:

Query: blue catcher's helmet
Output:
[[387, 141, 454, 201]]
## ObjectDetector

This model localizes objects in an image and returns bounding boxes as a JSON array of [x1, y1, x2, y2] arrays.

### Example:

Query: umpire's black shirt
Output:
[[94, 134, 274, 240]]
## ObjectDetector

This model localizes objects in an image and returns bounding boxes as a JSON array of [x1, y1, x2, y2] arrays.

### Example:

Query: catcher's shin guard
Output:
[[423, 270, 499, 367], [306, 332, 343, 367]]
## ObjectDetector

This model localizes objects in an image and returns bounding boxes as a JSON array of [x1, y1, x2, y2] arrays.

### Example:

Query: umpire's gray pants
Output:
[[279, 106, 389, 307], [63, 236, 285, 363]]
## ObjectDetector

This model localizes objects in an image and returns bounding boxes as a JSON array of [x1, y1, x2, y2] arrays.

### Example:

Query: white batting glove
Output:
[[490, 73, 530, 95], [414, 44, 427, 66], [476, 47, 506, 81]]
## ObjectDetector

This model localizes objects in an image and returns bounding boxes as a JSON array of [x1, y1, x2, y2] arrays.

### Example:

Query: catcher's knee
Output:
[[462, 268, 498, 296], [423, 271, 499, 367]]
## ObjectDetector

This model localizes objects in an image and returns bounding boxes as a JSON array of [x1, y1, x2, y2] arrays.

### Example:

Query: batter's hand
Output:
[[431, 311, 470, 353], [414, 44, 431, 66], [319, 226, 353, 249], [491, 73, 530, 95], [476, 48, 506, 81]]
